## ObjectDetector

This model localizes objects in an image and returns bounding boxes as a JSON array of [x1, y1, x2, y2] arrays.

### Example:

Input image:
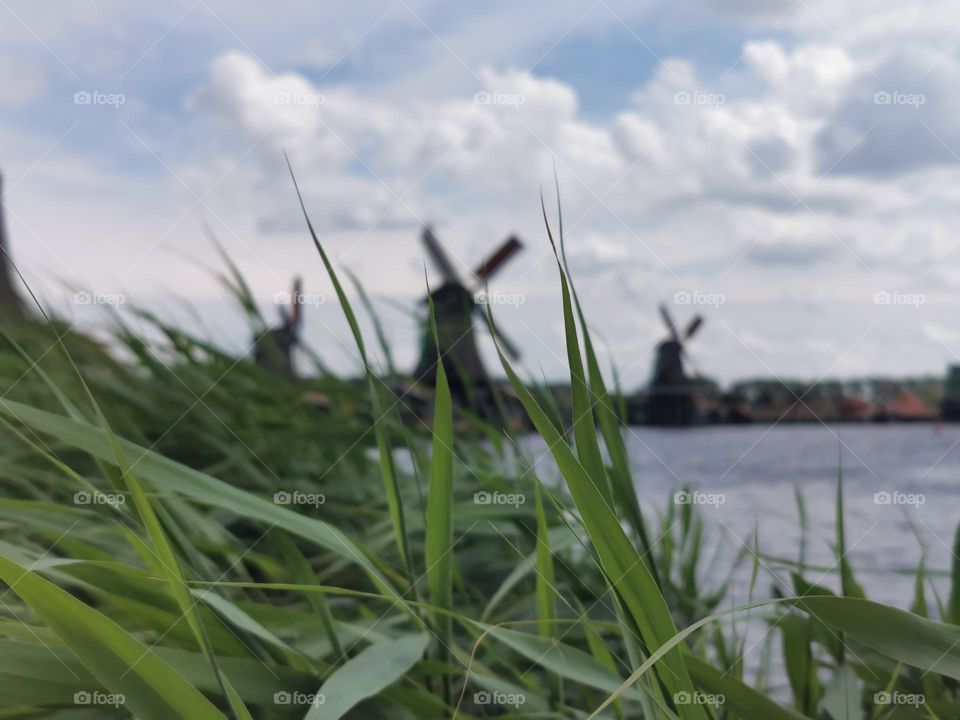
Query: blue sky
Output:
[[2, 0, 959, 386]]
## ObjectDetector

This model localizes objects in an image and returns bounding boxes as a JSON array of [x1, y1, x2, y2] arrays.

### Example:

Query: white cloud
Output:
[[168, 41, 960, 381], [0, 59, 44, 108], [6, 0, 960, 383]]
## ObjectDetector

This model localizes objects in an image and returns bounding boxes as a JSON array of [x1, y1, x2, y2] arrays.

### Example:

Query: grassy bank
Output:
[[0, 187, 957, 719]]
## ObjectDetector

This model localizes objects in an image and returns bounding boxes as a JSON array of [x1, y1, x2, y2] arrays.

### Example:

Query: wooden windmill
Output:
[[647, 303, 703, 426], [413, 226, 523, 416], [254, 277, 302, 377]]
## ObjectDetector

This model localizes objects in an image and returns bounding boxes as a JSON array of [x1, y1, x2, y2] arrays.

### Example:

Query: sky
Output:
[[2, 0, 960, 389]]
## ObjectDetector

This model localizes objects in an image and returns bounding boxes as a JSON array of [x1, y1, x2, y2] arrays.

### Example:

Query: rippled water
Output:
[[528, 422, 960, 618]]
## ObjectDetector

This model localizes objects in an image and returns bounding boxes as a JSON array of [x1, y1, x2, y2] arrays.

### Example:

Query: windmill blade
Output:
[[659, 303, 680, 342], [680, 346, 703, 379], [683, 314, 703, 341], [476, 306, 521, 360], [472, 235, 523, 284], [421, 226, 461, 285]]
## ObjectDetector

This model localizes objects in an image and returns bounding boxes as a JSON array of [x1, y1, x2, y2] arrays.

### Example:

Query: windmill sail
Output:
[[659, 303, 679, 342], [683, 315, 703, 341], [473, 236, 522, 283], [421, 226, 461, 285]]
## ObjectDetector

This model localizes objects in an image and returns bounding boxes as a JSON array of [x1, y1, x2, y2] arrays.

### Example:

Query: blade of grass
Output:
[[0, 400, 408, 608], [551, 176, 659, 584], [533, 481, 555, 640], [424, 287, 454, 698], [304, 633, 430, 720], [484, 286, 705, 719], [286, 155, 413, 579], [2, 268, 252, 719], [0, 553, 225, 719]]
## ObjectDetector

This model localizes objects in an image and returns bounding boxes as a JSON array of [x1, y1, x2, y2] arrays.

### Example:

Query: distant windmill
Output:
[[0, 172, 23, 318], [254, 277, 302, 377], [413, 226, 523, 416], [647, 303, 704, 426]]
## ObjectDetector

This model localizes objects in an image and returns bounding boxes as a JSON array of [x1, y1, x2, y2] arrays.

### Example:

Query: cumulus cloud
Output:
[[10, 0, 960, 382], [0, 59, 44, 108], [816, 49, 960, 176]]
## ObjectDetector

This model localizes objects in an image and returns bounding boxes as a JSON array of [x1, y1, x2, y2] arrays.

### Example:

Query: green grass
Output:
[[0, 185, 957, 719]]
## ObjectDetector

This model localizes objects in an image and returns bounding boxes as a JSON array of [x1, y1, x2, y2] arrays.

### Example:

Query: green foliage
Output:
[[0, 187, 954, 720]]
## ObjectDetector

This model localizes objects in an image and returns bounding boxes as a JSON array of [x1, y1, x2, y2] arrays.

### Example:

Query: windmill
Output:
[[254, 277, 302, 377], [413, 225, 523, 417], [647, 303, 703, 426]]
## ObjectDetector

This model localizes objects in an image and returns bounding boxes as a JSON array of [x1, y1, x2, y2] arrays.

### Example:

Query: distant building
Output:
[[884, 389, 937, 422]]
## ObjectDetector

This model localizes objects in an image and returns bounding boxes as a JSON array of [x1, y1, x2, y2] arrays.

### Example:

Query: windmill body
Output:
[[414, 281, 485, 389], [254, 277, 302, 377], [646, 304, 702, 426], [414, 226, 522, 419]]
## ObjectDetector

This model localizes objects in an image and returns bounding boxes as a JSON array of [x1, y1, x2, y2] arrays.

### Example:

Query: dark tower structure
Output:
[[255, 277, 302, 377], [413, 226, 523, 417], [0, 173, 24, 318], [647, 304, 703, 426], [942, 364, 960, 420]]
